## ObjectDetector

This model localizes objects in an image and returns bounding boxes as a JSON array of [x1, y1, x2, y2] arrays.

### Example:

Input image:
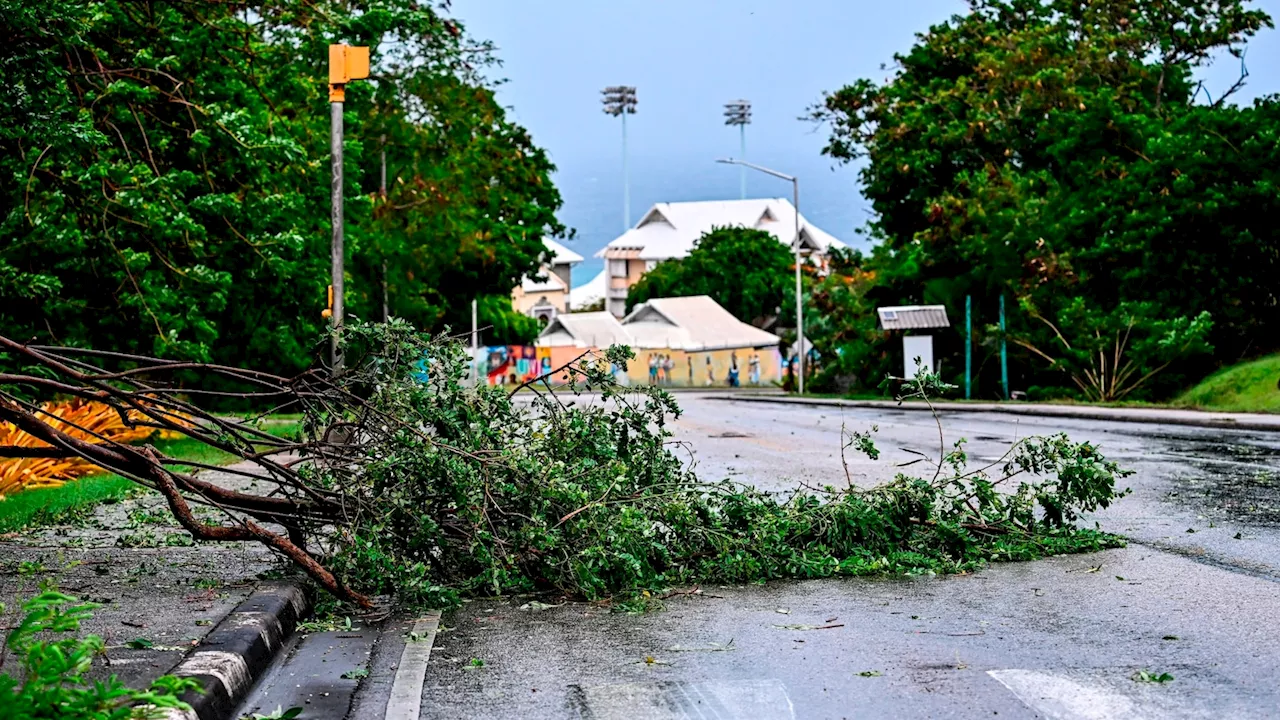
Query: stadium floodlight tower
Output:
[[723, 99, 752, 199], [601, 86, 638, 229]]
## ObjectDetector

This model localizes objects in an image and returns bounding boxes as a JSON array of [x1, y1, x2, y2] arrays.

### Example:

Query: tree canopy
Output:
[[0, 0, 565, 374], [626, 226, 795, 326], [811, 0, 1278, 399]]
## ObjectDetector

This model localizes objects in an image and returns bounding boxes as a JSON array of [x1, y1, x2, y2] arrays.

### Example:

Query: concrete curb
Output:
[[163, 582, 310, 720], [712, 394, 1280, 433]]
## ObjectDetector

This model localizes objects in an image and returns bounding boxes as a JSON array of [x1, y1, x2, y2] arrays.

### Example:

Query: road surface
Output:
[[247, 394, 1280, 719]]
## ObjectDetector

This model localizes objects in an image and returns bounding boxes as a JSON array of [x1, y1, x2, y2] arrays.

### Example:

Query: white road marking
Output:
[[987, 668, 1231, 720], [989, 669, 1144, 720], [571, 679, 795, 719], [384, 611, 442, 720]]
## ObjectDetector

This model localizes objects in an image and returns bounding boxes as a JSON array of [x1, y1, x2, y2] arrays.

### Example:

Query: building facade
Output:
[[535, 295, 783, 388], [596, 198, 847, 317], [511, 238, 584, 325]]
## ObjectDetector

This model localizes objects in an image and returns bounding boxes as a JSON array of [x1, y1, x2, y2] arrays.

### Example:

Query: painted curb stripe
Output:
[[385, 611, 443, 720], [170, 583, 309, 720]]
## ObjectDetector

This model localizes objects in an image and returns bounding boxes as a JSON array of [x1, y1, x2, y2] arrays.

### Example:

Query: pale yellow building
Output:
[[511, 238, 583, 326], [536, 295, 783, 388]]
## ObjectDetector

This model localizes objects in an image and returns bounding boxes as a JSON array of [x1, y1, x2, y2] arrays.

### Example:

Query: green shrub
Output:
[[0, 589, 200, 719]]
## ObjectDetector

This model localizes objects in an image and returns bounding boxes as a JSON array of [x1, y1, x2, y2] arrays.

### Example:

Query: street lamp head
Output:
[[602, 85, 638, 116], [723, 99, 752, 126]]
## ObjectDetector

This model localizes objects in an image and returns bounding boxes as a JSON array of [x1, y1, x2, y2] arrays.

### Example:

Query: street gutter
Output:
[[711, 394, 1280, 433]]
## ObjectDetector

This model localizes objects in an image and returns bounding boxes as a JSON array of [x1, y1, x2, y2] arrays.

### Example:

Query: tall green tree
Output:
[[0, 0, 564, 372], [626, 226, 795, 326], [812, 0, 1278, 397]]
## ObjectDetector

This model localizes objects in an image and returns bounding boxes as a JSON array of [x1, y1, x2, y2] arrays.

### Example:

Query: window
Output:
[[609, 259, 628, 278]]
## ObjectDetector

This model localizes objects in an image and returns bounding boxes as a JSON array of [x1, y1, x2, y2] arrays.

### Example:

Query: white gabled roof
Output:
[[568, 269, 607, 310], [520, 267, 569, 294], [877, 305, 951, 330], [621, 295, 780, 351], [542, 237, 583, 265], [536, 311, 631, 349], [595, 198, 847, 261]]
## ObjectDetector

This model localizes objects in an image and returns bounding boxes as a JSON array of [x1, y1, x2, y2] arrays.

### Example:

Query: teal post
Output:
[[999, 294, 1009, 400], [965, 295, 972, 400]]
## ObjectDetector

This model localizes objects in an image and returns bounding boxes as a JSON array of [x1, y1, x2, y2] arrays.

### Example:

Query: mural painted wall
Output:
[[479, 346, 553, 386], [528, 344, 784, 388], [626, 348, 783, 388]]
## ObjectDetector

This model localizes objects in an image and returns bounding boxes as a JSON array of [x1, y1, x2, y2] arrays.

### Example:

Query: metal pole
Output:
[[471, 298, 478, 351], [621, 111, 630, 230], [793, 178, 804, 395], [713, 157, 801, 392], [470, 298, 479, 387], [380, 134, 389, 323], [965, 295, 972, 400], [739, 125, 747, 200], [330, 96, 344, 374], [999, 294, 1009, 400]]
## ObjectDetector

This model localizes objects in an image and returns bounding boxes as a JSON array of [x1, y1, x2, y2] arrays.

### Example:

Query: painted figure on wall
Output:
[[484, 346, 553, 386]]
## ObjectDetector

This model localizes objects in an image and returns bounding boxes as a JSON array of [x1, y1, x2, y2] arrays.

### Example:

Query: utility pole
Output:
[[715, 158, 804, 394], [326, 44, 369, 374], [601, 86, 638, 229], [965, 295, 972, 400], [723, 100, 751, 199]]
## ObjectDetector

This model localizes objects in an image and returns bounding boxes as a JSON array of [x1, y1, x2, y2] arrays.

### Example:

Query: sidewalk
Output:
[[713, 394, 1280, 432], [0, 462, 288, 695]]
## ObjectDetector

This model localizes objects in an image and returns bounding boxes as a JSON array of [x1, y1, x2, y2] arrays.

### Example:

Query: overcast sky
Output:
[[458, 0, 1279, 168], [453, 0, 1280, 259]]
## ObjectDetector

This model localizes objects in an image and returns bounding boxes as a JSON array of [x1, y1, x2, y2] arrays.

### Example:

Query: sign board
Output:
[[903, 335, 934, 379]]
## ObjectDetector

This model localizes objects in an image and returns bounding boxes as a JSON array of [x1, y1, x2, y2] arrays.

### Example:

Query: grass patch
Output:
[[1176, 354, 1280, 413], [0, 433, 272, 533], [0, 474, 137, 533]]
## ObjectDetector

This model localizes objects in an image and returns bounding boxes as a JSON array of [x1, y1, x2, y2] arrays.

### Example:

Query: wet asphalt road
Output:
[[377, 395, 1280, 719]]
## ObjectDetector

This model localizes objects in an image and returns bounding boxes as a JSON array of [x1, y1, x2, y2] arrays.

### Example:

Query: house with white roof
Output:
[[511, 237, 583, 325], [621, 295, 781, 353], [536, 295, 783, 387], [537, 311, 631, 350], [568, 268, 606, 311], [596, 198, 847, 317]]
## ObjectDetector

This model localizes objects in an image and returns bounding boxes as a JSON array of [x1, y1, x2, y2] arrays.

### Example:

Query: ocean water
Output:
[[550, 150, 873, 288]]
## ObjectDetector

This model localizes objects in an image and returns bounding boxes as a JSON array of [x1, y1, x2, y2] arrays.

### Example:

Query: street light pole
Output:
[[379, 133, 389, 323], [329, 98, 344, 372], [715, 158, 804, 394], [601, 86, 638, 230], [723, 100, 752, 200], [326, 44, 369, 375]]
